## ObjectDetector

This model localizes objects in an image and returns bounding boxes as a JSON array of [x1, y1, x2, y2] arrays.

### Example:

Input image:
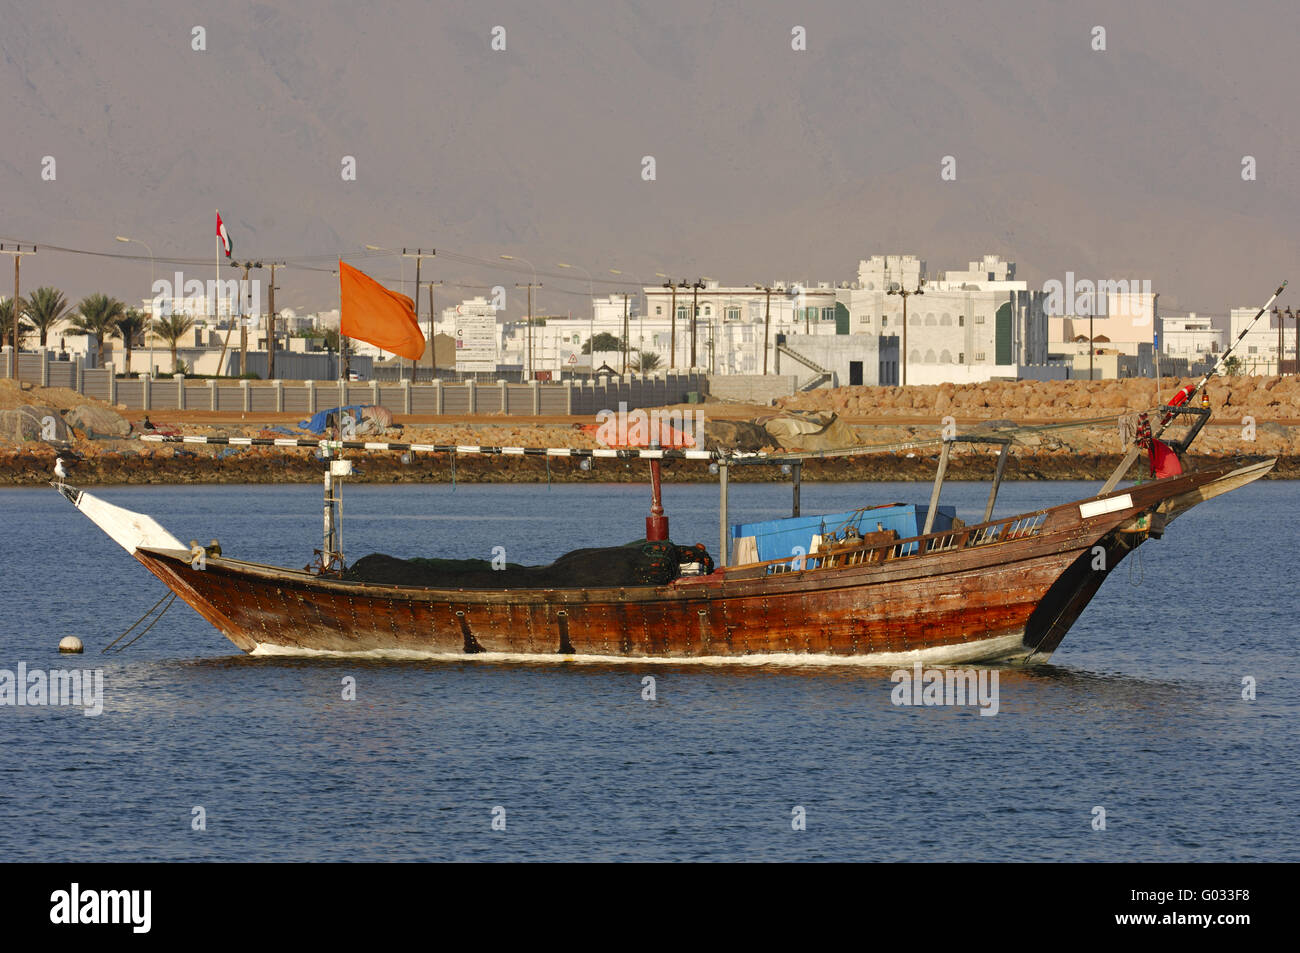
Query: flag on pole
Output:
[[216, 212, 232, 257], [339, 261, 426, 360]]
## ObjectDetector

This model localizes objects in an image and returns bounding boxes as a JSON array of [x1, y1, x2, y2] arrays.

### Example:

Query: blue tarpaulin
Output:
[[299, 405, 368, 435], [730, 503, 956, 562]]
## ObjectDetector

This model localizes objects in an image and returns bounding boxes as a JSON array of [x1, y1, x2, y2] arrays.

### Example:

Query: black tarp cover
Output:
[[344, 540, 713, 589]]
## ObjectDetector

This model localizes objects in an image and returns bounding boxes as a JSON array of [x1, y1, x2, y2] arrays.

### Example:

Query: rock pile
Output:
[[778, 376, 1300, 421]]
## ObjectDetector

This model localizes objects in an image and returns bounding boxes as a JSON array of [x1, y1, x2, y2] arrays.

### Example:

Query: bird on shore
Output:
[[54, 457, 68, 484]]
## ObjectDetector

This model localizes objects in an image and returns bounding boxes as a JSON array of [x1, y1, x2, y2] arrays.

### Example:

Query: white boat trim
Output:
[[1079, 493, 1132, 519]]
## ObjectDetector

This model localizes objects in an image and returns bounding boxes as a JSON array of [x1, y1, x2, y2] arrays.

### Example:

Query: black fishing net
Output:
[[344, 539, 714, 589]]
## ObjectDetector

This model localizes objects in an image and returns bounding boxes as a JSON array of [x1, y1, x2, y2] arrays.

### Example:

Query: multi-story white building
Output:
[[837, 254, 1049, 384], [1228, 306, 1295, 375], [638, 281, 842, 373], [1161, 313, 1223, 363]]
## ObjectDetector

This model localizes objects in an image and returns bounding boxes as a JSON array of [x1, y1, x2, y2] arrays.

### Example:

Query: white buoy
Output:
[[58, 636, 84, 654]]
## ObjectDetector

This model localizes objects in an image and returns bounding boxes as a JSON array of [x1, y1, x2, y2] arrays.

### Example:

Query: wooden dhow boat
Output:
[[52, 394, 1274, 665]]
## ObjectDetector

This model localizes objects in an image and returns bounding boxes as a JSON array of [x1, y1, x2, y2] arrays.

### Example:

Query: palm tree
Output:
[[151, 313, 195, 372], [0, 297, 34, 350], [634, 349, 662, 372], [24, 286, 72, 347], [71, 294, 127, 364], [114, 309, 148, 375]]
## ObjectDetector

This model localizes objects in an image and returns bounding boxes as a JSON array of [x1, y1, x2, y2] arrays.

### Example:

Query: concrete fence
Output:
[[2, 347, 705, 417]]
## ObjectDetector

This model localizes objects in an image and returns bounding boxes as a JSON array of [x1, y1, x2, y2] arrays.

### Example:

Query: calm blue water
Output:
[[1, 477, 1296, 861]]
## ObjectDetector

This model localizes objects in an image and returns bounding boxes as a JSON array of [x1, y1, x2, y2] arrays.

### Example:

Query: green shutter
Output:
[[995, 302, 1013, 365]]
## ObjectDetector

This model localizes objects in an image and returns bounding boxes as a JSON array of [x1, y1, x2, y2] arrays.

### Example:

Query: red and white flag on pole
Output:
[[215, 211, 232, 257]]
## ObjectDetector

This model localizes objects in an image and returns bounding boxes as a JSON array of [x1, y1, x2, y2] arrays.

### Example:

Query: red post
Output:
[[645, 460, 669, 541]]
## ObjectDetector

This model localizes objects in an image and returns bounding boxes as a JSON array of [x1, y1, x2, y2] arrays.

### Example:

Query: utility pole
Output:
[[1284, 306, 1294, 377], [620, 292, 631, 373], [1274, 307, 1284, 376], [1, 244, 35, 377], [515, 282, 542, 381], [756, 285, 773, 375], [689, 279, 704, 369], [228, 260, 263, 376], [403, 248, 435, 381], [265, 262, 284, 380], [421, 280, 443, 380], [662, 279, 686, 370], [887, 276, 924, 386]]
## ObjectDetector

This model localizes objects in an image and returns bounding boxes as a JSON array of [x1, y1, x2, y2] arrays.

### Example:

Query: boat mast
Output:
[[646, 459, 668, 541]]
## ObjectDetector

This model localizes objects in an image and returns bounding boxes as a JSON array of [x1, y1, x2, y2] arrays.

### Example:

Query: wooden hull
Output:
[[112, 460, 1273, 665]]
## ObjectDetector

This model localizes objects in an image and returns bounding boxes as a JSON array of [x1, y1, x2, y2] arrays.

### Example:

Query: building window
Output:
[[822, 307, 835, 322], [975, 352, 986, 361], [958, 315, 965, 326], [958, 352, 965, 364], [860, 314, 871, 324], [725, 307, 740, 323], [882, 316, 888, 326], [655, 306, 663, 315]]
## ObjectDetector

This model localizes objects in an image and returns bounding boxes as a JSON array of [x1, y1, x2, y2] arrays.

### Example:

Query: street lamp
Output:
[[116, 235, 155, 375], [886, 275, 925, 386]]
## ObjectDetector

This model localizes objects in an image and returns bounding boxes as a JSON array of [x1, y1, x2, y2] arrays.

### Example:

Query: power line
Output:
[[0, 236, 649, 291]]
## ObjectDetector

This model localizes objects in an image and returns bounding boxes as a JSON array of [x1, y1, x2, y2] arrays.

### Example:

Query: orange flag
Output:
[[339, 260, 426, 360]]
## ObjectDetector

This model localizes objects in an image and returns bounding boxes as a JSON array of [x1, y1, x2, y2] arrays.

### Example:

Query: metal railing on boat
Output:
[[735, 508, 1051, 578]]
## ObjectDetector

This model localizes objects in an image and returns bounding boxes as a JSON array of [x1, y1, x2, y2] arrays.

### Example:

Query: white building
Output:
[[638, 281, 842, 373], [1229, 307, 1294, 375], [1161, 313, 1223, 363], [838, 254, 1049, 384]]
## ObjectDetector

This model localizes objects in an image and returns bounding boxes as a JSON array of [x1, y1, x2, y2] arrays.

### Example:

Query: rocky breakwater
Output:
[[777, 375, 1300, 423]]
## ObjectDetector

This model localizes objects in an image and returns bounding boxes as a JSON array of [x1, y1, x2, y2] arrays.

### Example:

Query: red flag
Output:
[[215, 212, 232, 257], [338, 261, 426, 361]]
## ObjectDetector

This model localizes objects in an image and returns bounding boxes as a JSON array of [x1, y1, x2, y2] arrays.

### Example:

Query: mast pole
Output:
[[718, 461, 729, 568], [646, 460, 668, 541]]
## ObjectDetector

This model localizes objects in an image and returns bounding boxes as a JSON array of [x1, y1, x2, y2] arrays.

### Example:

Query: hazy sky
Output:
[[2, 0, 1297, 323]]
